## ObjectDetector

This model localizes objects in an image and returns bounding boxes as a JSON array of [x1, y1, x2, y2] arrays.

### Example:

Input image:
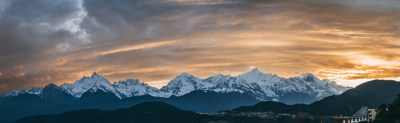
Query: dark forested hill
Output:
[[0, 90, 259, 123], [235, 80, 400, 115], [16, 102, 216, 123]]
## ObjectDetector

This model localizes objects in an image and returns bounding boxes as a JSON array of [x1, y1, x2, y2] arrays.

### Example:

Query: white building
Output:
[[333, 107, 377, 123]]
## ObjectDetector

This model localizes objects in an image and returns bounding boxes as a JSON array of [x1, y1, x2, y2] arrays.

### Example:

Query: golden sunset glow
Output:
[[0, 0, 399, 92]]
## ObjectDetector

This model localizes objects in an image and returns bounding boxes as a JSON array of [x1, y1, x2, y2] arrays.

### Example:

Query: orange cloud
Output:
[[1, 0, 399, 92]]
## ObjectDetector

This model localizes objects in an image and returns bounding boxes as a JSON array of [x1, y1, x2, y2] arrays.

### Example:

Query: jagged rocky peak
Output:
[[177, 72, 193, 77], [44, 83, 58, 88], [114, 79, 141, 85], [75, 72, 103, 82], [112, 79, 154, 88], [161, 72, 211, 96], [240, 68, 273, 76], [300, 73, 335, 85], [301, 73, 320, 82], [41, 82, 74, 100], [238, 68, 282, 84], [113, 78, 161, 98], [90, 72, 101, 78], [59, 72, 121, 98], [167, 72, 200, 85], [78, 72, 109, 84], [206, 74, 232, 82], [249, 68, 262, 73], [1, 87, 43, 97], [239, 68, 264, 76]]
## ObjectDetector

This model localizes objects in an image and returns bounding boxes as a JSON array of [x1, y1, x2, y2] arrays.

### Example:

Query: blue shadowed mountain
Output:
[[0, 69, 351, 122]]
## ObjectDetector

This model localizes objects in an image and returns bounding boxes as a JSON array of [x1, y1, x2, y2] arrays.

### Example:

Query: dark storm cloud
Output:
[[0, 0, 399, 92], [0, 0, 88, 92]]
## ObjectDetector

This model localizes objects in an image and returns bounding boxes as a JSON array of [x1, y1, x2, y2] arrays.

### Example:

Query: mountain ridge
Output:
[[1, 68, 351, 104], [0, 90, 260, 123], [15, 101, 217, 123]]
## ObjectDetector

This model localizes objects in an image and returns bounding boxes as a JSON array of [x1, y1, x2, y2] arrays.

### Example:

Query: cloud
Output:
[[0, 83, 7, 92], [100, 40, 181, 55], [0, 0, 399, 92]]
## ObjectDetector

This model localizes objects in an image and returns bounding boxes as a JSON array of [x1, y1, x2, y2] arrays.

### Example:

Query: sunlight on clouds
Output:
[[1, 0, 399, 92], [337, 77, 400, 87], [336, 79, 376, 87], [240, 40, 291, 47], [100, 40, 180, 55], [316, 63, 400, 87], [351, 55, 400, 66]]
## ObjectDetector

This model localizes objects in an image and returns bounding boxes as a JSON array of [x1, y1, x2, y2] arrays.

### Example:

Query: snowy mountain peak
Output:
[[1, 87, 43, 97], [2, 69, 351, 104], [248, 68, 262, 74], [161, 72, 213, 96], [170, 72, 201, 84], [300, 73, 331, 85], [90, 72, 101, 78], [113, 79, 161, 98], [301, 73, 319, 82], [177, 72, 193, 77], [237, 68, 282, 85], [251, 67, 260, 71], [114, 79, 140, 85], [60, 73, 121, 98], [240, 68, 273, 77]]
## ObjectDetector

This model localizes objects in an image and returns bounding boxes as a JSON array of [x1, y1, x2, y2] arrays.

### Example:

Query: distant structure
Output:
[[367, 108, 377, 121], [332, 106, 377, 123]]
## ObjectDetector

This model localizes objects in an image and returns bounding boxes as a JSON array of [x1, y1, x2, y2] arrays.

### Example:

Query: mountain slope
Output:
[[0, 84, 76, 123], [160, 73, 214, 97], [15, 102, 216, 123], [40, 83, 75, 103], [309, 80, 400, 115], [16, 101, 297, 123], [1, 87, 42, 97], [234, 80, 400, 115], [48, 90, 260, 113], [113, 79, 160, 97], [60, 72, 122, 98]]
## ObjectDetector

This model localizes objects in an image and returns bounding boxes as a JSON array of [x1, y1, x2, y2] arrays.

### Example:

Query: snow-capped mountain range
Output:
[[1, 68, 351, 104]]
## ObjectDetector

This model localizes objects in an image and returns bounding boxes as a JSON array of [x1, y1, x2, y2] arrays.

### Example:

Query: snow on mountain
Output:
[[160, 72, 214, 97], [298, 73, 349, 98], [113, 79, 160, 97], [156, 68, 350, 102], [60, 72, 122, 98], [1, 87, 43, 97], [237, 68, 283, 86], [1, 68, 351, 104], [200, 69, 351, 101]]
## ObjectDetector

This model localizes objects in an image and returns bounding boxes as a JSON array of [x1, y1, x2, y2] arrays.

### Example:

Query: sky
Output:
[[0, 0, 399, 93]]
